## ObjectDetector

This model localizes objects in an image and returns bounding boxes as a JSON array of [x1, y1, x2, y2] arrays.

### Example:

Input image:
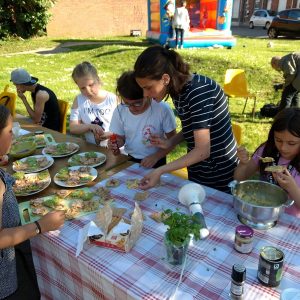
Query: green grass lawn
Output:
[[1, 35, 300, 162]]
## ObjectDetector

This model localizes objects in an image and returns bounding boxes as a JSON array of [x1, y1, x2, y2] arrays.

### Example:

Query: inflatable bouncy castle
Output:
[[147, 0, 236, 48]]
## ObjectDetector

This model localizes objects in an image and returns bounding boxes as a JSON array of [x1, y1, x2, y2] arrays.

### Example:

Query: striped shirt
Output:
[[173, 74, 238, 193]]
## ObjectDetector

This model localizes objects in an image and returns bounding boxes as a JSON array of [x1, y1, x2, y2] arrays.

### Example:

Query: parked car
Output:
[[249, 9, 277, 29], [268, 8, 300, 38]]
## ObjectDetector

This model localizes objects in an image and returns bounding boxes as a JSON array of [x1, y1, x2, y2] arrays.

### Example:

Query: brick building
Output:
[[46, 0, 147, 38], [232, 0, 300, 25]]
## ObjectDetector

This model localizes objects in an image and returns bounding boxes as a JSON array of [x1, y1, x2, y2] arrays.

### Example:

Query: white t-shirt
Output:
[[172, 6, 190, 30], [109, 100, 176, 159], [70, 92, 117, 146]]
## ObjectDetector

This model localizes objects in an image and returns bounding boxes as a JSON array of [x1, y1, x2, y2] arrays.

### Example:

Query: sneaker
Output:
[[180, 45, 183, 49], [176, 45, 179, 50]]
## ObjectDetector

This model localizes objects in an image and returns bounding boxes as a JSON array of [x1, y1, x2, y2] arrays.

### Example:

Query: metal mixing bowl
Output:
[[229, 180, 294, 230]]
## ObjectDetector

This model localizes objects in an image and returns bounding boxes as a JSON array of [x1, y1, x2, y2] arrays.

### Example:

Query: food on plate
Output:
[[55, 166, 95, 186], [55, 189, 73, 198], [265, 165, 286, 172], [31, 206, 49, 216], [126, 179, 140, 189], [43, 196, 66, 210], [13, 170, 50, 196], [260, 157, 275, 163], [13, 134, 50, 148], [68, 151, 106, 167], [134, 191, 149, 201], [30, 198, 45, 207], [65, 208, 79, 220], [13, 155, 52, 172], [43, 142, 79, 156], [22, 188, 101, 222], [69, 189, 95, 200], [106, 178, 120, 188]]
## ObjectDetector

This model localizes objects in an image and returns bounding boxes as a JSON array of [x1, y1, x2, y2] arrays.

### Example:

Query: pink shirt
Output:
[[252, 146, 300, 217]]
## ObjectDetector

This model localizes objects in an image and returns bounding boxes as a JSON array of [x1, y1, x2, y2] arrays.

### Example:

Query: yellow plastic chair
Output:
[[170, 123, 243, 179], [0, 85, 16, 117], [224, 69, 257, 119], [58, 99, 69, 134]]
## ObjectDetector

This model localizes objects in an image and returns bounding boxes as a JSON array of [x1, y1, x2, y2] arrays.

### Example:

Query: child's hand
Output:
[[149, 134, 170, 149], [273, 169, 297, 192], [237, 146, 249, 164], [39, 210, 65, 232], [140, 154, 159, 168]]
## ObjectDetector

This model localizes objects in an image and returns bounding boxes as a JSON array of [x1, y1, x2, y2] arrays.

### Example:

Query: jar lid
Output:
[[231, 264, 246, 282], [236, 225, 254, 238]]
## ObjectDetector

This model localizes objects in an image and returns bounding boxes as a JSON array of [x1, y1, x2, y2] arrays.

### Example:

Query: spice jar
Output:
[[230, 264, 246, 299], [109, 133, 120, 155], [234, 225, 254, 254]]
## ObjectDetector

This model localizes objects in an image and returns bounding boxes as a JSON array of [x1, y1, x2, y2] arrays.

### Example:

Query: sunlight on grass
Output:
[[1, 35, 299, 160]]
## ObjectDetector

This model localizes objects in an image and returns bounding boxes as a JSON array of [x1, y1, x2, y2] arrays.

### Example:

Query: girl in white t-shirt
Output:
[[108, 71, 176, 168], [70, 61, 117, 146]]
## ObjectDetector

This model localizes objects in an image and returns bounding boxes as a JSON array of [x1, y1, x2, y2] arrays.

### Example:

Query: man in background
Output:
[[271, 52, 300, 112]]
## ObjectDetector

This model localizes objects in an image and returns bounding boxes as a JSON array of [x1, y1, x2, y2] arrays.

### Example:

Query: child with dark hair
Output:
[[134, 45, 237, 192], [0, 105, 65, 299], [108, 71, 176, 168], [235, 107, 300, 217]]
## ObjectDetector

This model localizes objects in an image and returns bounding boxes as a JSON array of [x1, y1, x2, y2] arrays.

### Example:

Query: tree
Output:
[[0, 0, 55, 39]]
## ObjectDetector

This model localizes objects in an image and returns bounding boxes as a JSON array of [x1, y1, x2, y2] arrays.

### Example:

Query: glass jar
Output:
[[234, 225, 254, 254]]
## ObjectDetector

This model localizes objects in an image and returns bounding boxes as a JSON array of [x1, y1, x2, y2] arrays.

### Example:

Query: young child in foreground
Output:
[[108, 71, 176, 168], [234, 107, 300, 217]]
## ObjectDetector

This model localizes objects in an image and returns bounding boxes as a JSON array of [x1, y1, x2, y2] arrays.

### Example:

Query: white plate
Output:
[[42, 142, 79, 158], [68, 152, 106, 168], [54, 166, 98, 188], [12, 155, 54, 173], [14, 171, 51, 197]]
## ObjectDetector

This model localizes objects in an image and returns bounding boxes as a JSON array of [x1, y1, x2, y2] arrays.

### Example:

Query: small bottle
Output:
[[234, 225, 254, 254], [109, 133, 120, 155], [230, 264, 246, 300]]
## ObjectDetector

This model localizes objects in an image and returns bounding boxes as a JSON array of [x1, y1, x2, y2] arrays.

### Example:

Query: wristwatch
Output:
[[34, 221, 42, 234]]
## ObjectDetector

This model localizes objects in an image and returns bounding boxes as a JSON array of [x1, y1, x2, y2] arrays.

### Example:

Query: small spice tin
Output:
[[257, 246, 284, 287], [230, 264, 246, 300], [234, 225, 254, 254]]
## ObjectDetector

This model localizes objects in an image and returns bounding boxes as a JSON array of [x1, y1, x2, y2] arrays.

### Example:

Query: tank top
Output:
[[31, 84, 60, 131]]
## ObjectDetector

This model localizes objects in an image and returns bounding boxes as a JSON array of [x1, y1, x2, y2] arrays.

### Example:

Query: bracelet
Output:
[[34, 221, 42, 234]]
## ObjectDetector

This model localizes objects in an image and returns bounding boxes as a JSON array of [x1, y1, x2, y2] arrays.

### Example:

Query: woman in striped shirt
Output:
[[134, 45, 238, 193]]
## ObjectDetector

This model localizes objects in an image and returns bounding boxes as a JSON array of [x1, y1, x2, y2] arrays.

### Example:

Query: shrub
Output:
[[0, 0, 55, 39]]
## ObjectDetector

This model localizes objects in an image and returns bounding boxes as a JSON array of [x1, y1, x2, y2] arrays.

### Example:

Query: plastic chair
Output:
[[0, 85, 16, 117], [170, 123, 243, 179], [58, 99, 69, 134], [224, 69, 257, 119]]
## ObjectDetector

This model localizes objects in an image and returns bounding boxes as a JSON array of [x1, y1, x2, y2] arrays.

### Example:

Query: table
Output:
[[8, 116, 130, 201], [30, 164, 300, 300]]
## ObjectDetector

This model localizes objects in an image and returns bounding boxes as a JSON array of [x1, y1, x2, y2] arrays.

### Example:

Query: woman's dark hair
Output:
[[259, 107, 300, 173], [116, 71, 143, 100], [0, 105, 10, 133], [133, 45, 190, 99]]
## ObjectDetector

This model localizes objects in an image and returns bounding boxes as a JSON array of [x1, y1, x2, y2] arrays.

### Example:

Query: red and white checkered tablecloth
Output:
[[31, 164, 300, 300]]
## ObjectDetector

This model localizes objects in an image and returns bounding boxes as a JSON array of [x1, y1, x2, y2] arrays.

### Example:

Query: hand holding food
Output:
[[237, 146, 249, 164], [38, 210, 65, 232], [273, 168, 297, 192], [139, 169, 162, 190]]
